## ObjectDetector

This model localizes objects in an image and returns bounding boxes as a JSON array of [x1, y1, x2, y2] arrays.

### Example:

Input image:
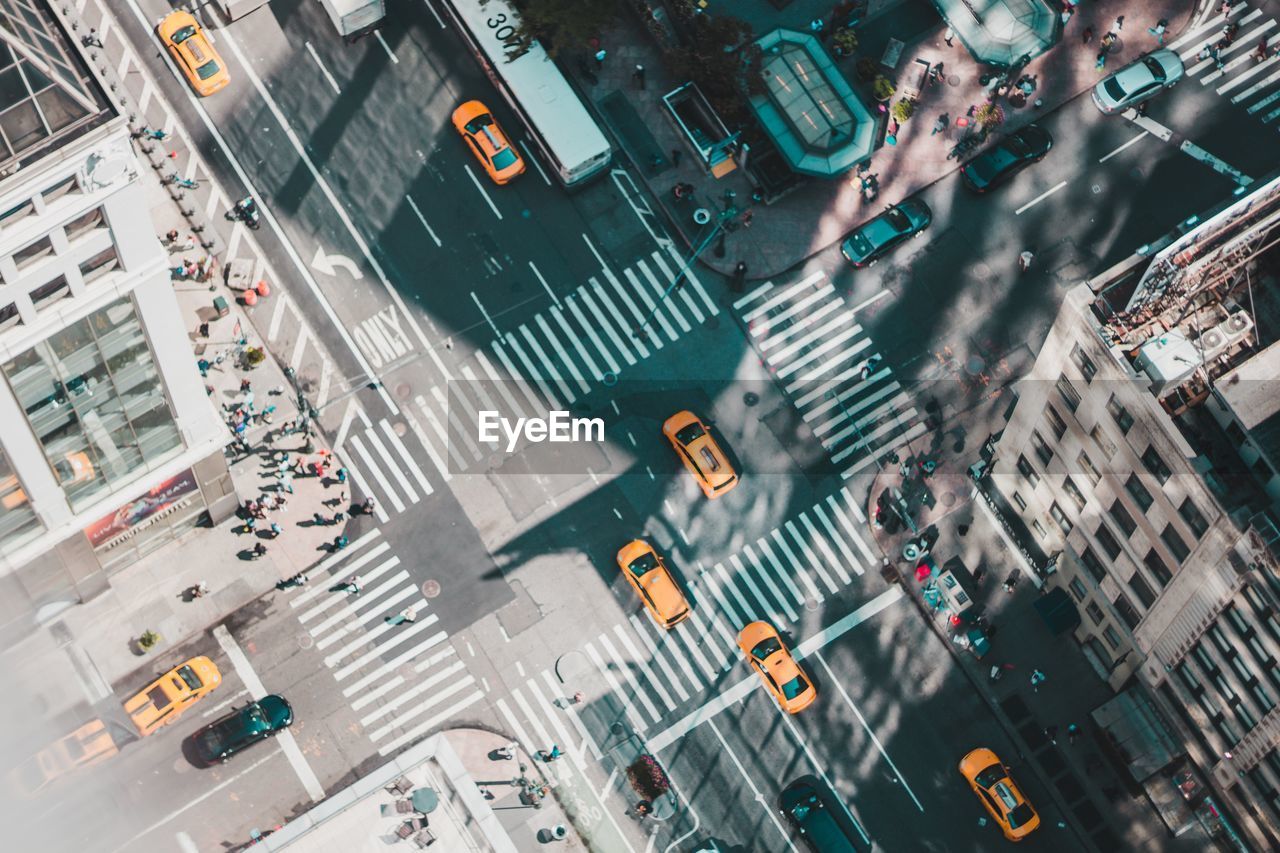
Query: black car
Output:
[[779, 779, 860, 852], [193, 694, 292, 765], [960, 125, 1053, 193], [839, 199, 932, 267]]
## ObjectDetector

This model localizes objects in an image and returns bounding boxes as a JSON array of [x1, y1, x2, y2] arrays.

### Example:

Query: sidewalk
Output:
[[586, 0, 1198, 279]]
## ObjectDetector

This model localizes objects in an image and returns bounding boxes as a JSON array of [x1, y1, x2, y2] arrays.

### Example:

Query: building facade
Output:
[[0, 5, 233, 634], [986, 175, 1280, 849]]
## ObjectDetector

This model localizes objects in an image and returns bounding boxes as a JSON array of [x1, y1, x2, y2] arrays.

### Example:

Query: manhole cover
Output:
[[297, 634, 314, 650], [946, 75, 960, 87], [804, 597, 820, 612], [422, 579, 442, 599], [602, 371, 618, 387], [942, 492, 956, 507], [1092, 184, 1102, 194], [743, 392, 760, 406], [965, 355, 986, 375], [973, 262, 992, 279], [393, 421, 407, 436], [396, 382, 412, 400]]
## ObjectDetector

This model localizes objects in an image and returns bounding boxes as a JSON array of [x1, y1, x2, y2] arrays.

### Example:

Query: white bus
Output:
[[441, 0, 612, 187]]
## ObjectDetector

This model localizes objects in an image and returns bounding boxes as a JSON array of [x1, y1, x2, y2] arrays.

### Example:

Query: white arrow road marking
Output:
[[310, 246, 364, 279]]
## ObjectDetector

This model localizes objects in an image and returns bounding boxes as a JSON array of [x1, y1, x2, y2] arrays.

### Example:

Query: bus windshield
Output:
[[442, 0, 612, 186]]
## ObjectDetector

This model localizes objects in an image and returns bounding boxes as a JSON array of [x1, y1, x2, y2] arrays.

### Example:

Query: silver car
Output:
[[1092, 49, 1184, 114]]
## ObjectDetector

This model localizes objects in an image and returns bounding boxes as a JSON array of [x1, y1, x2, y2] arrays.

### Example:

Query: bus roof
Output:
[[449, 0, 609, 177]]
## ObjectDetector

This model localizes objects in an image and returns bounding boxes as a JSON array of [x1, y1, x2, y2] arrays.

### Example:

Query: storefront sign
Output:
[[84, 468, 199, 550]]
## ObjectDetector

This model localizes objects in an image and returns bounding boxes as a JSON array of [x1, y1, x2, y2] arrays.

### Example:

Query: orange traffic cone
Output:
[[243, 289, 258, 307], [255, 280, 270, 297]]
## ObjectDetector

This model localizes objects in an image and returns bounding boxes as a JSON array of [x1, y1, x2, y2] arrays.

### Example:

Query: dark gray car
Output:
[[840, 199, 932, 267]]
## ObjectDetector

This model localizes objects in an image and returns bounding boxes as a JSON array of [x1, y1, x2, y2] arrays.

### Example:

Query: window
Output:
[[0, 445, 41, 549], [1129, 572, 1157, 608], [1078, 450, 1102, 484], [1178, 498, 1209, 538], [1089, 425, 1116, 461], [1057, 375, 1082, 412], [1069, 577, 1088, 602], [1124, 474, 1154, 512], [1103, 626, 1122, 650], [1045, 406, 1067, 440], [1109, 500, 1137, 536], [1050, 502, 1072, 535], [79, 246, 119, 285], [0, 301, 18, 332], [1032, 431, 1054, 466], [1208, 623, 1233, 656], [30, 275, 69, 311], [1161, 524, 1191, 563], [1071, 344, 1097, 383], [1251, 682, 1275, 714], [63, 206, 104, 241], [1141, 446, 1172, 484], [1062, 477, 1087, 511], [1095, 524, 1122, 560], [1178, 663, 1204, 693], [1016, 454, 1039, 487], [12, 234, 53, 269], [0, 198, 32, 228], [1226, 421, 1247, 447], [1079, 546, 1108, 583], [1144, 549, 1173, 587], [1244, 584, 1273, 616], [1225, 606, 1252, 638], [1114, 592, 1142, 629], [42, 175, 79, 204], [1107, 395, 1134, 434], [1032, 519, 1047, 539], [1012, 491, 1027, 511], [1087, 602, 1105, 625]]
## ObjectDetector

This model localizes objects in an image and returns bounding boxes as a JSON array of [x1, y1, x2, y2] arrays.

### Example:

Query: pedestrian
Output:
[[81, 29, 103, 48], [275, 495, 288, 512], [337, 574, 361, 595], [741, 210, 754, 228], [1030, 669, 1046, 692], [1095, 51, 1106, 69], [164, 228, 179, 244], [336, 467, 348, 484], [671, 148, 682, 166], [183, 234, 197, 251], [594, 48, 606, 66], [190, 580, 209, 598], [633, 800, 652, 819], [252, 503, 267, 520], [252, 542, 267, 559], [1018, 249, 1034, 272], [632, 64, 646, 89], [944, 27, 954, 47], [571, 691, 585, 704], [809, 18, 824, 34], [1149, 19, 1167, 46], [1045, 724, 1059, 744], [244, 516, 257, 533], [1082, 26, 1093, 44], [334, 534, 350, 551], [1114, 15, 1124, 31], [313, 511, 329, 527], [972, 566, 986, 584], [385, 607, 417, 626], [1067, 722, 1080, 744], [338, 490, 347, 505], [538, 745, 563, 762], [240, 378, 252, 393], [332, 510, 346, 525], [309, 461, 324, 478], [360, 497, 376, 516], [278, 472, 294, 494], [932, 113, 949, 135], [268, 521, 283, 538]]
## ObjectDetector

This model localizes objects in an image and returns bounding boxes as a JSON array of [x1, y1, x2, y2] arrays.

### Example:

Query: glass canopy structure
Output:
[[933, 0, 1060, 67]]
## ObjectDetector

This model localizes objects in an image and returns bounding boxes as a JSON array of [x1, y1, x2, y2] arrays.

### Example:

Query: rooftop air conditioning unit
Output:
[[1223, 311, 1254, 346], [1197, 327, 1229, 361]]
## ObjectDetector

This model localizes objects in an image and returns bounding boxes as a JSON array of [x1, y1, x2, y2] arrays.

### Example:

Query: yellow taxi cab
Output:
[[7, 720, 118, 797], [157, 11, 230, 97], [451, 100, 526, 185], [616, 540, 691, 628], [125, 655, 222, 737], [737, 621, 816, 714], [958, 747, 1041, 841], [662, 411, 738, 499]]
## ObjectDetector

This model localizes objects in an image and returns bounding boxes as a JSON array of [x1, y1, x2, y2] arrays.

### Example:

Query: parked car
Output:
[[958, 747, 1041, 841], [1092, 49, 1184, 114], [960, 125, 1053, 192], [779, 779, 860, 852], [125, 656, 222, 737], [616, 540, 691, 628], [662, 411, 739, 498], [737, 621, 816, 714], [193, 695, 293, 765], [157, 10, 230, 97], [840, 200, 932, 267], [7, 720, 119, 797]]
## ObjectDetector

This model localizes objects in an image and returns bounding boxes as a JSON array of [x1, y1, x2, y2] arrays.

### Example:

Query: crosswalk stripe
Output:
[[836, 490, 878, 564], [359, 659, 465, 727], [755, 296, 843, 351], [662, 242, 719, 316], [733, 280, 773, 310], [522, 677, 589, 769], [474, 348, 538, 420], [669, 615, 719, 681], [519, 324, 577, 404], [377, 689, 484, 755], [742, 271, 822, 322], [756, 538, 808, 608], [698, 567, 747, 633], [590, 277, 649, 360], [763, 311, 855, 364], [333, 611, 440, 680], [790, 339, 875, 386], [566, 290, 624, 374], [686, 610, 731, 671], [504, 331, 566, 410], [625, 615, 691, 702], [1218, 34, 1280, 93], [341, 631, 449, 697], [487, 342, 547, 415], [308, 575, 413, 639], [289, 534, 384, 608], [801, 511, 853, 586], [496, 696, 539, 754], [812, 502, 862, 579], [823, 392, 912, 448], [401, 402, 452, 482], [366, 424, 419, 503], [805, 371, 896, 426], [370, 677, 478, 746], [1169, 10, 1230, 52], [550, 304, 604, 383], [459, 365, 504, 442], [539, 669, 604, 760], [623, 264, 679, 343], [351, 646, 455, 711], [813, 380, 902, 437], [535, 314, 591, 394], [315, 582, 416, 650], [296, 551, 403, 624], [610, 624, 677, 711], [578, 281, 637, 366], [829, 401, 917, 460], [584, 641, 649, 731], [728, 554, 782, 624], [700, 609, 740, 663], [793, 365, 867, 409], [840, 420, 930, 478], [713, 561, 757, 622], [416, 393, 471, 470], [786, 519, 839, 594], [776, 325, 864, 379], [637, 258, 691, 333], [346, 437, 404, 513], [509, 685, 568, 762], [742, 545, 799, 622], [322, 597, 429, 664], [751, 285, 836, 340], [648, 251, 705, 324], [771, 529, 824, 604], [597, 633, 667, 721], [430, 384, 485, 461], [600, 264, 662, 349]]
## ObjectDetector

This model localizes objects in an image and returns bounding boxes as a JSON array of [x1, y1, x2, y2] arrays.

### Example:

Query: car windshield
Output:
[[627, 552, 659, 578], [1004, 136, 1029, 156], [464, 115, 493, 134], [492, 148, 519, 169], [781, 673, 809, 699], [176, 665, 203, 691], [674, 422, 705, 445], [1008, 801, 1036, 828], [883, 207, 910, 232], [974, 762, 1005, 788], [750, 636, 782, 660], [196, 60, 221, 80], [1103, 76, 1128, 101], [1142, 56, 1167, 82], [171, 25, 198, 43]]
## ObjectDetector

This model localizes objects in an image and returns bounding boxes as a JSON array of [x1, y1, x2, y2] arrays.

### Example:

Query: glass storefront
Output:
[[0, 444, 42, 549], [2, 295, 182, 511], [84, 467, 206, 573]]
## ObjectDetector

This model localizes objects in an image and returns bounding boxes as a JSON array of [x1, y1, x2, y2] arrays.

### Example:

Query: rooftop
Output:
[[1216, 340, 1280, 432]]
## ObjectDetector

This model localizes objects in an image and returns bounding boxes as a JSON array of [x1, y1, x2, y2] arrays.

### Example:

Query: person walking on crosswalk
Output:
[[385, 607, 417, 626], [334, 574, 361, 595]]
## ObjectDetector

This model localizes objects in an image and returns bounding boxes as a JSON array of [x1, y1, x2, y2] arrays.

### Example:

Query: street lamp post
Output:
[[633, 208, 733, 341]]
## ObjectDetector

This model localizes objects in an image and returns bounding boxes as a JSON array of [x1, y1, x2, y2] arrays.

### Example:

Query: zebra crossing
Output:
[[493, 487, 878, 758], [734, 272, 928, 479], [335, 246, 720, 517], [285, 529, 484, 756], [1177, 4, 1280, 124]]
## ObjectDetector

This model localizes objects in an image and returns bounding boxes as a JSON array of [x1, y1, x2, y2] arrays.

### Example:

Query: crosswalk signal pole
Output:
[[633, 212, 727, 341]]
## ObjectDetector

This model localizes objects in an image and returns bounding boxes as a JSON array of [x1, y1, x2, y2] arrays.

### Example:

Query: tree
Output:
[[507, 0, 622, 57], [975, 101, 1005, 129], [666, 16, 761, 123], [890, 99, 915, 123]]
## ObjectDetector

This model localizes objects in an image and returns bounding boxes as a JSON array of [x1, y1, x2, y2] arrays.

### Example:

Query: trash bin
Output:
[[213, 295, 229, 318]]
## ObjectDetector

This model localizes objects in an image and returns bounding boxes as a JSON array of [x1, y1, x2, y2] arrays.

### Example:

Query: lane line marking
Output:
[[405, 193, 443, 247], [709, 719, 800, 852], [529, 260, 560, 306], [1014, 180, 1067, 216], [519, 138, 552, 185], [303, 41, 340, 93], [1098, 131, 1149, 162], [464, 163, 503, 219], [470, 291, 500, 336], [780, 712, 871, 845]]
